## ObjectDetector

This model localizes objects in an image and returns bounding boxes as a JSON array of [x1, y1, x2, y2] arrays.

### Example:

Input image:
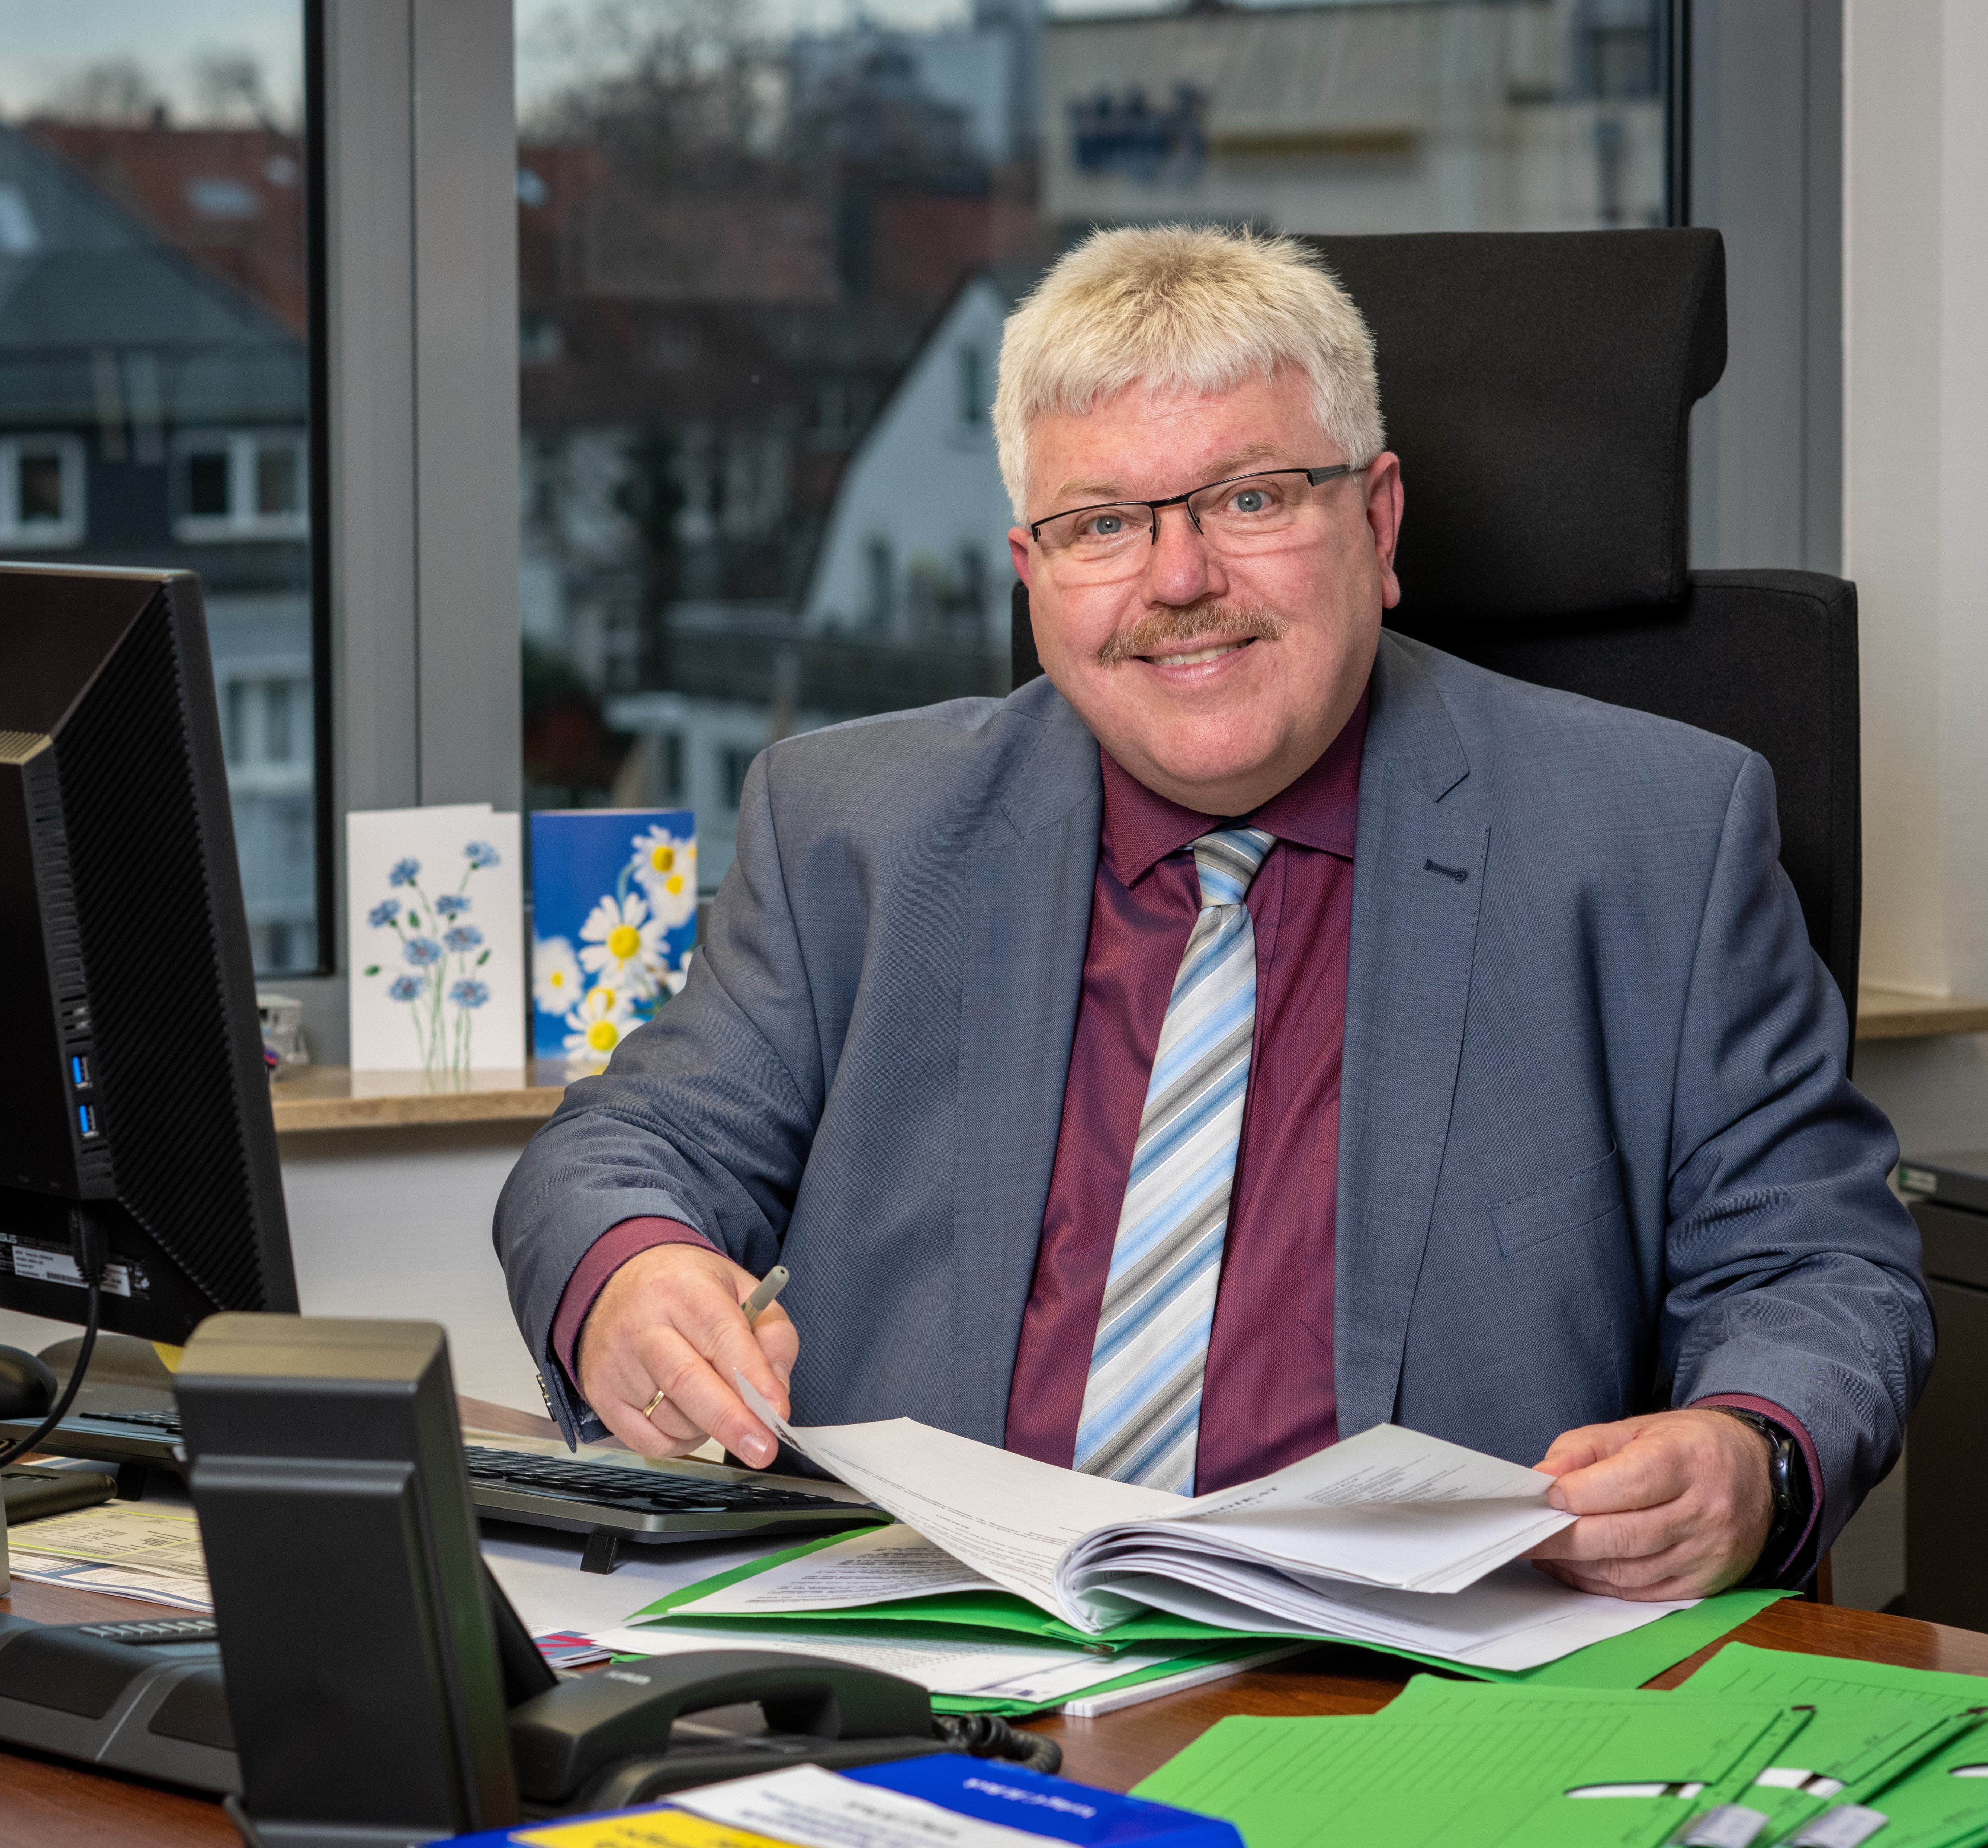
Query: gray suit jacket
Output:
[[496, 632, 1931, 1557]]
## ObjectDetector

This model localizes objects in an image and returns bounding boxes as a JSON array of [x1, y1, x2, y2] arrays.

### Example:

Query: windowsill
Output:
[[1857, 985, 1988, 1041], [263, 986, 1977, 1132], [269, 1062, 567, 1132]]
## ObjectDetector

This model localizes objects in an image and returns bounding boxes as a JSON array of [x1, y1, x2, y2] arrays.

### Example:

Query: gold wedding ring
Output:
[[639, 1387, 667, 1422]]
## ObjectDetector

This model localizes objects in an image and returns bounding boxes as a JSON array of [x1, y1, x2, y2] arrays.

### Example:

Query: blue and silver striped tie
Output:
[[1073, 826, 1276, 1495]]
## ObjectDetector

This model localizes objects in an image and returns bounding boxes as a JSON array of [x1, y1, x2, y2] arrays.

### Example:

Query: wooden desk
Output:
[[6, 1586, 1988, 1848]]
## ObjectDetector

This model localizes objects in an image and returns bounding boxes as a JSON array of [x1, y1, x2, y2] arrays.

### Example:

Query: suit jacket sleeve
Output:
[[494, 752, 825, 1440], [1663, 750, 1933, 1558]]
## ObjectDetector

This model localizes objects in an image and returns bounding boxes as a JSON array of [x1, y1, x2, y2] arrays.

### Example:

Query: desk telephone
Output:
[[0, 1560, 1056, 1816], [2, 1315, 1056, 1848]]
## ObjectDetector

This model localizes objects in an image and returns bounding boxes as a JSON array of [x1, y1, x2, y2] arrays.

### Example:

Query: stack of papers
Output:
[[1, 1503, 211, 1611], [724, 1384, 1713, 1674], [1133, 1646, 1988, 1848]]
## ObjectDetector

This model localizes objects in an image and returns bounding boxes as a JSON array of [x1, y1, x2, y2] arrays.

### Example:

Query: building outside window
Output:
[[0, 432, 87, 545], [0, 5, 322, 974], [516, 0, 1673, 889]]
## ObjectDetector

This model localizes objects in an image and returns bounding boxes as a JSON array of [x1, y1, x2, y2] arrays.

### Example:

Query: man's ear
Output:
[[1008, 527, 1033, 588], [1365, 454, 1404, 610]]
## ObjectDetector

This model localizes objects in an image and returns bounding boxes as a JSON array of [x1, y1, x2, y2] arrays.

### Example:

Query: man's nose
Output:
[[1143, 502, 1226, 606]]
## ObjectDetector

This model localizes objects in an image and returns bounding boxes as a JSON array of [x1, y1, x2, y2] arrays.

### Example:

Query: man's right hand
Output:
[[575, 1243, 798, 1465]]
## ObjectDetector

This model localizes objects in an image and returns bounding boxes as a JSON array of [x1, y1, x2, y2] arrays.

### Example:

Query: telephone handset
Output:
[[483, 1561, 1053, 1817], [508, 1646, 949, 1812]]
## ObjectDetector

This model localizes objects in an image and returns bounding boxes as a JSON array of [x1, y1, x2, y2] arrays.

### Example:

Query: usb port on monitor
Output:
[[70, 1054, 90, 1088], [78, 1104, 98, 1138]]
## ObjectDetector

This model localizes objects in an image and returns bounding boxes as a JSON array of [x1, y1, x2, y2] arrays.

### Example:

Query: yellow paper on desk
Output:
[[515, 1810, 800, 1848]]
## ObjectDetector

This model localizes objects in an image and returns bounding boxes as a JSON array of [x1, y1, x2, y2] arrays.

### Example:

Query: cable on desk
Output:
[[934, 1711, 1065, 1776], [0, 1208, 105, 1472]]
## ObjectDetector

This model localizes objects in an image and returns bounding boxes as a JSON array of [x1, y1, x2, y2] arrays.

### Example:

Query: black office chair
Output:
[[1010, 229, 1861, 1026]]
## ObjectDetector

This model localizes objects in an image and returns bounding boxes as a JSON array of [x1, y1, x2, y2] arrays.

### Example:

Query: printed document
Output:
[[733, 1380, 1628, 1658]]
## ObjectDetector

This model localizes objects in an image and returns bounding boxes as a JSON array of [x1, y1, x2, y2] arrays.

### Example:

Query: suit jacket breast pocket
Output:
[[1487, 1143, 1626, 1259]]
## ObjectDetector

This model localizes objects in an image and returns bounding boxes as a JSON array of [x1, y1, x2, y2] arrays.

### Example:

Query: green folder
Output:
[[1812, 1721, 1988, 1848], [1672, 1643, 1988, 1838], [1130, 1696, 1810, 1848], [618, 1530, 1791, 1710]]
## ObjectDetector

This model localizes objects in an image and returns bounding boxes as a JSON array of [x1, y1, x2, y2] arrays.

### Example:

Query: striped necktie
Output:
[[1073, 825, 1276, 1495]]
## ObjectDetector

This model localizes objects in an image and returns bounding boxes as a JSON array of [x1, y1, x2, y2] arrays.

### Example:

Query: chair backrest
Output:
[[1009, 228, 1860, 1010]]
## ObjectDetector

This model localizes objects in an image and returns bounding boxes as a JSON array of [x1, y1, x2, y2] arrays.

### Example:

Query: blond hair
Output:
[[993, 224, 1384, 521]]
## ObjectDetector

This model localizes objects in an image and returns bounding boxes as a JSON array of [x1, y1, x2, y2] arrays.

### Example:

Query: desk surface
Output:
[[4, 1580, 1985, 1848]]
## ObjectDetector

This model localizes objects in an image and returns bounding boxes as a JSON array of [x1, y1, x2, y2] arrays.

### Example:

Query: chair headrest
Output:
[[1305, 229, 1726, 622]]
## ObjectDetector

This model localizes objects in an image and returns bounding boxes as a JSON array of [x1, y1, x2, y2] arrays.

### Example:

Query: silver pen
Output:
[[742, 1264, 790, 1327]]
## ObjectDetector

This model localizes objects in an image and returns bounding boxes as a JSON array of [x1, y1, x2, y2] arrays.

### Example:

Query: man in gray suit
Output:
[[497, 226, 1930, 1599]]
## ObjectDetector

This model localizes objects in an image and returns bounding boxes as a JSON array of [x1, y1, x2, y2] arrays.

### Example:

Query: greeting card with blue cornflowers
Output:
[[529, 809, 695, 1072], [346, 805, 524, 1072]]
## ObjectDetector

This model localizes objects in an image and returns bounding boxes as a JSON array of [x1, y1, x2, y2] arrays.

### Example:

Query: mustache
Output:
[[1096, 602, 1286, 668]]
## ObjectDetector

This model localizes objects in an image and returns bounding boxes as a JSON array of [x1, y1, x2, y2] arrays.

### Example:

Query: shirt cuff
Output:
[[1692, 1393, 1823, 1585], [550, 1215, 716, 1392]]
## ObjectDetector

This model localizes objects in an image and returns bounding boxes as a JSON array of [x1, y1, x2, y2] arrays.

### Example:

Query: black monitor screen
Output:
[[0, 562, 295, 1342]]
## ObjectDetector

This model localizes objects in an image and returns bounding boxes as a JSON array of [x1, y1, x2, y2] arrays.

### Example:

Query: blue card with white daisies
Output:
[[528, 809, 696, 1068]]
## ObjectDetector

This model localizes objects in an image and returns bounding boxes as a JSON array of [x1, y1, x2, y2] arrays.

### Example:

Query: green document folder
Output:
[[621, 1529, 1791, 1708], [1675, 1644, 1988, 1845], [1680, 1643, 1988, 1834], [1130, 1696, 1810, 1848]]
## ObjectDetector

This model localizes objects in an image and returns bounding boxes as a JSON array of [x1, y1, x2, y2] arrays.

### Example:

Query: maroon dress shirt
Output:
[[1001, 693, 1369, 1491]]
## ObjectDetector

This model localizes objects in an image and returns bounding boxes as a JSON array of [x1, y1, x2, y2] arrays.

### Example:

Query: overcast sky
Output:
[[0, 1, 304, 123], [0, 0, 1171, 127]]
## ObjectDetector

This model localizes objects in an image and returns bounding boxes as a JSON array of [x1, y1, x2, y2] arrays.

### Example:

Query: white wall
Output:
[[0, 1126, 544, 1416], [1844, 0, 1988, 1163]]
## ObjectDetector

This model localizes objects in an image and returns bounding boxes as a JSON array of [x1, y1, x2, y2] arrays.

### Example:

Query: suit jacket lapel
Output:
[[952, 688, 1101, 1444], [1336, 634, 1488, 1438]]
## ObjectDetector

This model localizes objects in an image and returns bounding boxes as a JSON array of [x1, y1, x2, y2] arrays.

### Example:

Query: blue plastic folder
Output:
[[442, 1754, 1239, 1848]]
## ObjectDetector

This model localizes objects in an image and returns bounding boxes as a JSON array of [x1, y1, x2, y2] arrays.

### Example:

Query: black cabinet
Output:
[[1903, 1153, 1988, 1630]]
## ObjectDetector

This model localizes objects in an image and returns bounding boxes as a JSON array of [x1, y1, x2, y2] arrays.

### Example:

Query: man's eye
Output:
[[1084, 512, 1127, 538], [1230, 488, 1269, 514]]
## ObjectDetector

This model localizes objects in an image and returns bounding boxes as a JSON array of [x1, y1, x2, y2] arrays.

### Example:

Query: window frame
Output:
[[172, 428, 313, 543], [0, 433, 88, 548]]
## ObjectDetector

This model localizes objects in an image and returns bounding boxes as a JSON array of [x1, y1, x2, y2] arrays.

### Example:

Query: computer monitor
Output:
[[0, 562, 296, 1347]]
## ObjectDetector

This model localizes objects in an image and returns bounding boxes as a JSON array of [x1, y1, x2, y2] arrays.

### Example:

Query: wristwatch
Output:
[[1709, 1406, 1805, 1585]]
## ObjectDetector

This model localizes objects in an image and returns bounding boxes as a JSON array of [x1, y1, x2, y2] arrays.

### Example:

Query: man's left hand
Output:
[[1524, 1408, 1774, 1600]]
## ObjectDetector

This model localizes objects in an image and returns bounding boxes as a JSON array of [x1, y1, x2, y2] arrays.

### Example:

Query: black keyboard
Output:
[[28, 1406, 883, 1563], [460, 1445, 850, 1516], [87, 1408, 182, 1433]]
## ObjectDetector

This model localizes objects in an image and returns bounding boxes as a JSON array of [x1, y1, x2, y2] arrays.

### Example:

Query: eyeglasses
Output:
[[1027, 463, 1366, 582]]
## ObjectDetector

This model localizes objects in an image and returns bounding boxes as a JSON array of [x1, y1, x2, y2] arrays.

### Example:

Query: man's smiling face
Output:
[[1008, 367, 1402, 816]]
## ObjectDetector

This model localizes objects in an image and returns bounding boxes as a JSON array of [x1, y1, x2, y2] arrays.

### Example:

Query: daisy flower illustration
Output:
[[533, 936, 584, 1015], [563, 983, 636, 1072], [578, 892, 668, 997], [630, 826, 697, 930]]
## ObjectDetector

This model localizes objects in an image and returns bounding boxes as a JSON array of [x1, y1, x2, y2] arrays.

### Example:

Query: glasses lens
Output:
[[1189, 474, 1307, 541], [1036, 504, 1152, 574]]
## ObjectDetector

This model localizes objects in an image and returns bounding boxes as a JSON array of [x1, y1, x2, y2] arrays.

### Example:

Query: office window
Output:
[[515, 0, 1674, 886], [0, 434, 86, 545], [174, 429, 309, 541], [0, 6, 324, 976]]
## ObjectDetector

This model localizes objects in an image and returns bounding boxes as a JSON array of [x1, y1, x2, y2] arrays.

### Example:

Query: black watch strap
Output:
[[1708, 1405, 1805, 1585]]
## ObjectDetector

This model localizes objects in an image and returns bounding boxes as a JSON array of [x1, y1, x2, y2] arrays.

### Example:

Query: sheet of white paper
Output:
[[601, 1620, 1112, 1700], [1068, 1422, 1574, 1597], [736, 1376, 1172, 1627], [672, 1524, 1001, 1616], [480, 1527, 793, 1639], [1102, 1560, 1696, 1672], [672, 1763, 1060, 1848]]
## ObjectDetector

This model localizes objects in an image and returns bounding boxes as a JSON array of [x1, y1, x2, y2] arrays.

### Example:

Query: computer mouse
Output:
[[0, 1345, 57, 1419]]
